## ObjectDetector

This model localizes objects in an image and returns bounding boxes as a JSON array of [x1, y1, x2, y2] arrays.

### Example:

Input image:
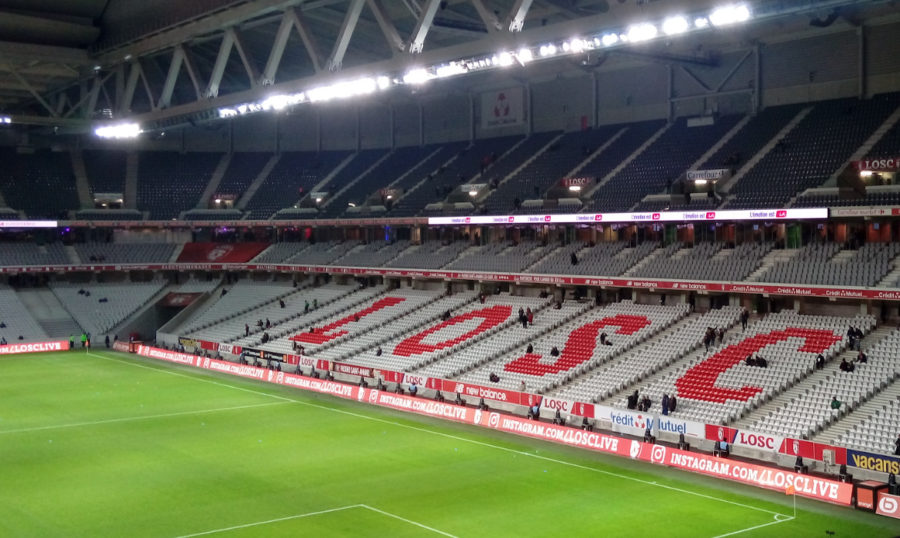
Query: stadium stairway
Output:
[[124, 152, 138, 209], [564, 127, 627, 179], [586, 122, 671, 193], [745, 248, 802, 282], [17, 288, 82, 338], [733, 325, 896, 429], [70, 151, 93, 209], [822, 102, 900, 188], [196, 153, 232, 208], [410, 298, 582, 380], [65, 245, 81, 265], [301, 289, 449, 357], [592, 310, 739, 404], [717, 106, 813, 194], [874, 258, 900, 288], [235, 154, 280, 212], [231, 285, 383, 348], [816, 377, 900, 446], [323, 292, 478, 362], [688, 115, 753, 172]]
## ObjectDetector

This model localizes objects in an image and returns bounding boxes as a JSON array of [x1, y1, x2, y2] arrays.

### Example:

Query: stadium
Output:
[[3, 0, 900, 535]]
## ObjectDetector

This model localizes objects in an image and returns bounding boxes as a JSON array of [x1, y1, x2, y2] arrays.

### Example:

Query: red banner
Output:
[[854, 158, 900, 171], [3, 261, 900, 301], [113, 341, 131, 353], [332, 361, 372, 377], [0, 340, 67, 355], [176, 242, 270, 263], [439, 379, 536, 406]]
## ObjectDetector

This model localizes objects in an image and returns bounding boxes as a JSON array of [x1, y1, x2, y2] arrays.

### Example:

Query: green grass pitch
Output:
[[1, 349, 898, 537]]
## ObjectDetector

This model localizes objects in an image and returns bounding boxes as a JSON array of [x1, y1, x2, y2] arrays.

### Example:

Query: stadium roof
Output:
[[0, 0, 898, 133]]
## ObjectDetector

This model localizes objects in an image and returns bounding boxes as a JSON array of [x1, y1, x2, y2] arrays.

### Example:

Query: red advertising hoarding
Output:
[[0, 340, 68, 355]]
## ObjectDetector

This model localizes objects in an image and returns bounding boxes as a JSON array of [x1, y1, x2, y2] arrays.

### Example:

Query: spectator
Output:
[[409, 382, 417, 397], [245, 324, 250, 336], [0, 337, 6, 345], [661, 393, 669, 416], [745, 354, 756, 367], [830, 396, 842, 410], [641, 395, 652, 412], [489, 372, 500, 383], [740, 308, 749, 331], [840, 358, 850, 372], [304, 300, 309, 313], [570, 252, 578, 265], [104, 335, 110, 348], [895, 434, 900, 456], [668, 395, 677, 414], [815, 354, 825, 370], [526, 343, 533, 354], [279, 299, 285, 308], [627, 390, 639, 410], [857, 350, 867, 363], [550, 346, 560, 357], [756, 356, 767, 368], [376, 347, 382, 356], [313, 298, 318, 309], [519, 380, 527, 392], [526, 308, 533, 325], [265, 318, 271, 329]]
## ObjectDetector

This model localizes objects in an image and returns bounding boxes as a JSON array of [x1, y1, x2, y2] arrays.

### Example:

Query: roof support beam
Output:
[[366, 0, 405, 53], [408, 0, 442, 54], [326, 0, 365, 71], [179, 45, 204, 100], [230, 27, 261, 87], [289, 7, 323, 75], [206, 31, 235, 98], [507, 0, 534, 32], [159, 47, 186, 108], [6, 63, 58, 117], [261, 11, 295, 85], [64, 72, 111, 118], [120, 61, 143, 114], [470, 0, 502, 34]]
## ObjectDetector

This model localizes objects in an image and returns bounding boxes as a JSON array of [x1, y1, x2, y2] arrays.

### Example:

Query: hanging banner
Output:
[[481, 87, 524, 129]]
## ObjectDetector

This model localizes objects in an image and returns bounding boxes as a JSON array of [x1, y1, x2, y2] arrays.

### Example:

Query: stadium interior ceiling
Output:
[[1, 0, 899, 134]]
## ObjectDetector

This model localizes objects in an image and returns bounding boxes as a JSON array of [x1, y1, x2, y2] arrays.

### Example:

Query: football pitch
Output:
[[2, 350, 898, 537]]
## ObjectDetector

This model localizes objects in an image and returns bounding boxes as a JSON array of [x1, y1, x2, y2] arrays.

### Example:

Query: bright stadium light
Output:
[[468, 190, 478, 196], [568, 185, 581, 192], [709, 4, 751, 26], [497, 51, 514, 67], [663, 16, 689, 35], [539, 44, 557, 57], [376, 75, 392, 90], [695, 17, 710, 28], [436, 62, 467, 78], [627, 23, 658, 43], [516, 48, 533, 64], [94, 123, 141, 139], [403, 68, 432, 85], [568, 38, 585, 53], [601, 33, 619, 46]]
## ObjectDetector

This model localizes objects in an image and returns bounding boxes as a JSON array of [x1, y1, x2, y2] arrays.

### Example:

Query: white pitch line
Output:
[[711, 514, 795, 538], [360, 504, 458, 537], [97, 351, 790, 520], [0, 401, 288, 435], [86, 352, 295, 403], [172, 505, 362, 538]]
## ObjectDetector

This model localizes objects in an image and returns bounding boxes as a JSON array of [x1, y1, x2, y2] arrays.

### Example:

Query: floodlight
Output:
[[94, 123, 141, 139], [403, 68, 432, 84], [601, 33, 619, 46], [663, 16, 689, 35], [709, 5, 750, 26], [516, 48, 533, 64], [626, 23, 658, 43]]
